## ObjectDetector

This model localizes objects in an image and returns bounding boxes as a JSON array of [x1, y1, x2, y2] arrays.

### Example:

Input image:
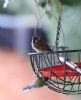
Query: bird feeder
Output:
[[29, 0, 81, 95], [29, 47, 81, 95]]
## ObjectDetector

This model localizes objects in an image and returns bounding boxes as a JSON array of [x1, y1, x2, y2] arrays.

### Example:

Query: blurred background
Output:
[[0, 0, 81, 100]]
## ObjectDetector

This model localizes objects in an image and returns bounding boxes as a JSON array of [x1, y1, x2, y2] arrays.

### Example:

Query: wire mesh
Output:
[[29, 47, 81, 95]]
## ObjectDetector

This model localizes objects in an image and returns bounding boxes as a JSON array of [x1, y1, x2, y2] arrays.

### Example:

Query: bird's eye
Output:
[[33, 39, 37, 43]]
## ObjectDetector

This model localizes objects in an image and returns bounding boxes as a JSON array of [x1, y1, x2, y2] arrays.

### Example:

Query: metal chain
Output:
[[55, 16, 62, 50]]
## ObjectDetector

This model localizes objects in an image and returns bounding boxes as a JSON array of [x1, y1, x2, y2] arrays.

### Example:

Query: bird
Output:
[[23, 35, 52, 93], [22, 77, 48, 92], [31, 35, 53, 53]]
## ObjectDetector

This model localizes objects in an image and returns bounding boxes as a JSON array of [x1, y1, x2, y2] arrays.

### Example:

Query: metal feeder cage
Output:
[[29, 46, 81, 95]]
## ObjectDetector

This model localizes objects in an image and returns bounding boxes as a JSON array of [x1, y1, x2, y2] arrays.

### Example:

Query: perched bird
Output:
[[32, 35, 53, 53], [22, 77, 48, 92]]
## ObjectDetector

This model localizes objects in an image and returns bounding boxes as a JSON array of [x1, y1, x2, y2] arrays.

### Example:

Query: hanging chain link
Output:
[[55, 16, 62, 50]]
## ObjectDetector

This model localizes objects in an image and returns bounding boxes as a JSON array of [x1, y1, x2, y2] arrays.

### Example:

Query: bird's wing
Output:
[[37, 40, 53, 51]]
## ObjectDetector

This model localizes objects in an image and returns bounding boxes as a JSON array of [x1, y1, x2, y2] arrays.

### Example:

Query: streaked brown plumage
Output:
[[32, 36, 53, 53]]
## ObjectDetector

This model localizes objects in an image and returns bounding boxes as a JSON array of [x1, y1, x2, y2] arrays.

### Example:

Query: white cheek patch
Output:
[[35, 40, 38, 42]]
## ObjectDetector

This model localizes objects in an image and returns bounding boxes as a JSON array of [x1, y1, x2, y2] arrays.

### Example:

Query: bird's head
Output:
[[32, 36, 40, 43]]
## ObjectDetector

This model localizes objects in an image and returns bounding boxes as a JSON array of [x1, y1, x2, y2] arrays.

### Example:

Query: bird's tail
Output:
[[22, 85, 31, 93]]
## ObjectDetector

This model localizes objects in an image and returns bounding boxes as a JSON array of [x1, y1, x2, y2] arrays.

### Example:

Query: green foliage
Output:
[[59, 0, 81, 6], [0, 0, 35, 14], [0, 0, 13, 14], [38, 0, 46, 8], [0, 0, 15, 14], [37, 0, 81, 50]]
